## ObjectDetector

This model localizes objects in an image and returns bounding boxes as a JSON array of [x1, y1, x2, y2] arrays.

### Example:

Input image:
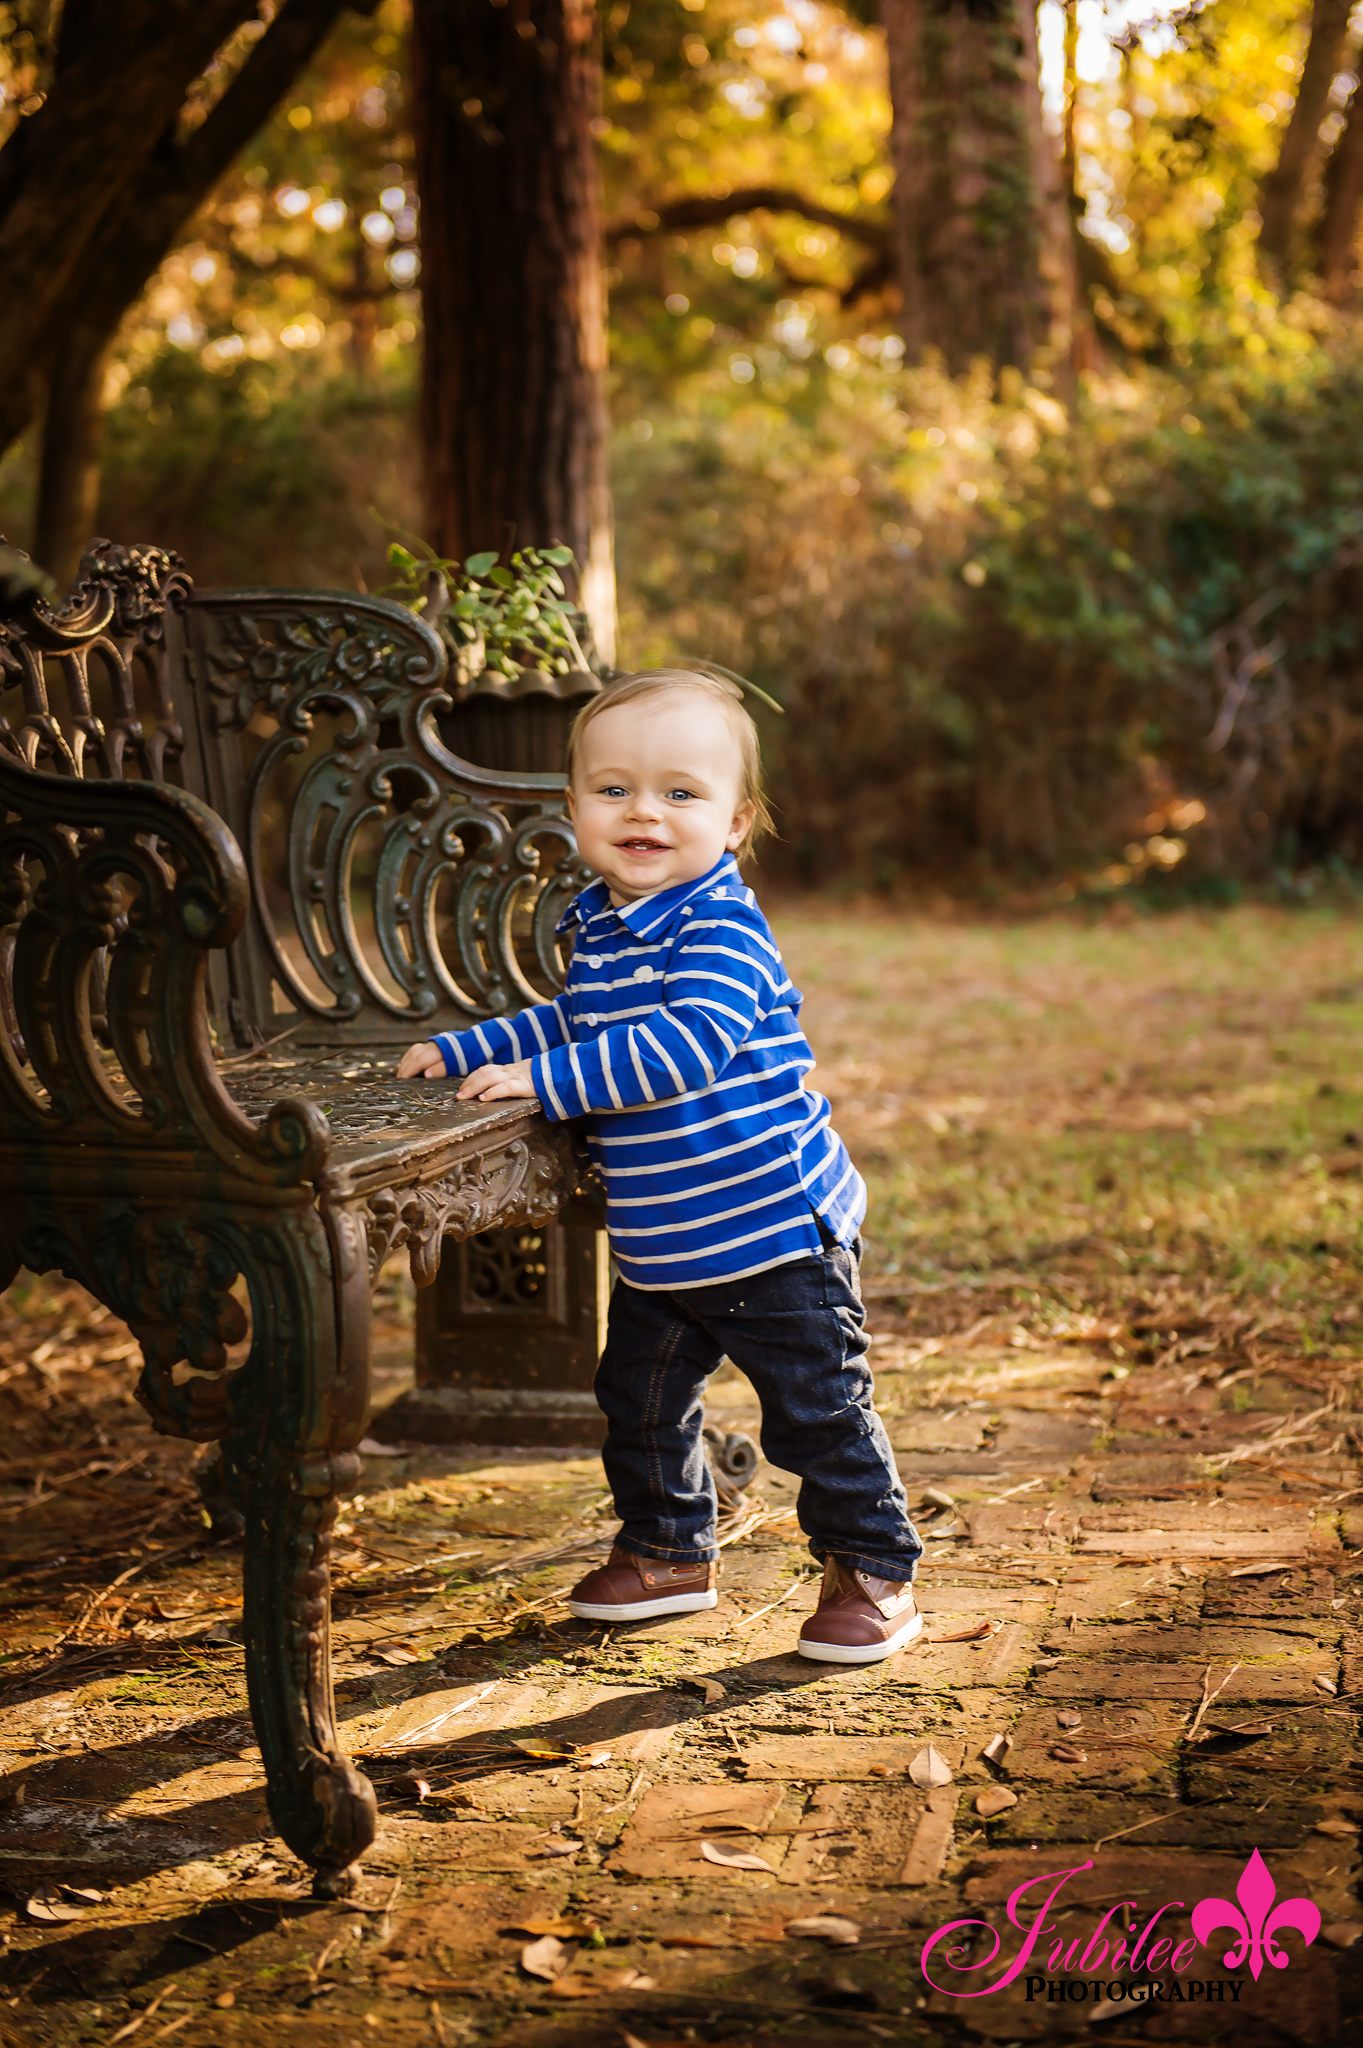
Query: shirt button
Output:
[[634, 965, 655, 983], [586, 956, 603, 968], [584, 1013, 599, 1025]]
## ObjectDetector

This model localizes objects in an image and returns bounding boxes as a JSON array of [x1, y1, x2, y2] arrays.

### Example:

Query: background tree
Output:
[[411, 0, 615, 661], [1256, 0, 1353, 285], [0, 0, 366, 585], [881, 0, 1075, 374], [1318, 70, 1363, 302]]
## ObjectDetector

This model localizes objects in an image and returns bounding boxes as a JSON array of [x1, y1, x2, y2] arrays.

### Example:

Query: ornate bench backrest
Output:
[[0, 544, 585, 1055]]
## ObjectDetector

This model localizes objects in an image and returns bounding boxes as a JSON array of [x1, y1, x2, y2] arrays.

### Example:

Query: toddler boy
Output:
[[397, 668, 922, 1662]]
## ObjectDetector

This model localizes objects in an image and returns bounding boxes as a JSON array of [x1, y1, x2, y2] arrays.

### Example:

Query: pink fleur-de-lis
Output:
[[1191, 1849, 1321, 1979]]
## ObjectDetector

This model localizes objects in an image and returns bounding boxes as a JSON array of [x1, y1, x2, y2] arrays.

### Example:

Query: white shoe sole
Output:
[[567, 1589, 719, 1622], [796, 1609, 924, 1664]]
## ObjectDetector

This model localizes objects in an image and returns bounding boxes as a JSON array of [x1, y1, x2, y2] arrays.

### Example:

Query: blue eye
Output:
[[667, 788, 696, 802], [599, 784, 628, 798]]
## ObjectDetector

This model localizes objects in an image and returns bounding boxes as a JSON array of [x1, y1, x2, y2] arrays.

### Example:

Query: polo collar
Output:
[[556, 853, 742, 940]]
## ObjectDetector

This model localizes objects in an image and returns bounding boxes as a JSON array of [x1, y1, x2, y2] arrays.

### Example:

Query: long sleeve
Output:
[[433, 994, 573, 1078], [530, 920, 777, 1120]]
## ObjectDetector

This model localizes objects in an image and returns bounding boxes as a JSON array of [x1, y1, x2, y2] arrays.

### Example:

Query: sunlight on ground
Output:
[[781, 902, 1363, 1349]]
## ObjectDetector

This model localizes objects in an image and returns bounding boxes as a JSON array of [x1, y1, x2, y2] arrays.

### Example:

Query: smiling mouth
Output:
[[617, 838, 670, 854]]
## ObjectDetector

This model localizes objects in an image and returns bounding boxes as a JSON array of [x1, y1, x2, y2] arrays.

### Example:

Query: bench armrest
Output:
[[0, 749, 328, 1202]]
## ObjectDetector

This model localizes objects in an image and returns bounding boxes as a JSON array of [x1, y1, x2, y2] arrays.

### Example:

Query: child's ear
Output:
[[725, 803, 755, 852], [566, 785, 577, 818]]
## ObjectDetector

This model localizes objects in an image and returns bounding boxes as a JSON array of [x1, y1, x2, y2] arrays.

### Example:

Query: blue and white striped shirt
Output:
[[432, 853, 866, 1290]]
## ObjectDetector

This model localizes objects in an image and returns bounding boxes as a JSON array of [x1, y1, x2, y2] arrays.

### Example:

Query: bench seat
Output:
[[0, 542, 588, 1893]]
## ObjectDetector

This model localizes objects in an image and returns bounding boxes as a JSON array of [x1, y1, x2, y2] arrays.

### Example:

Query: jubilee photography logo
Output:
[[918, 1849, 1321, 2005]]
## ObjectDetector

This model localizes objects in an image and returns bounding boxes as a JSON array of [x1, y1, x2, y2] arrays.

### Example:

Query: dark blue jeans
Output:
[[593, 1242, 922, 1584]]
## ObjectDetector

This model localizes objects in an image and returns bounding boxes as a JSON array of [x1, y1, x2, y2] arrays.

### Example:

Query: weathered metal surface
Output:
[[184, 589, 589, 1048], [0, 542, 587, 1892], [389, 1194, 610, 1447]]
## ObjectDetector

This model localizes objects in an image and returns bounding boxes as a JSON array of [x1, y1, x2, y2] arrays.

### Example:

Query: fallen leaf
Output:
[[1323, 1922, 1363, 1950], [24, 1883, 83, 1924], [658, 1933, 729, 1949], [974, 1786, 1018, 1819], [808, 1973, 880, 2011], [546, 1976, 599, 1998], [521, 1935, 568, 1981], [1314, 1675, 1339, 1696], [375, 1647, 421, 1667], [63, 1887, 104, 1904], [909, 1745, 953, 1788], [921, 1487, 956, 1510], [0, 1782, 26, 1809], [785, 1915, 860, 1946], [1314, 1818, 1360, 1838], [928, 1620, 1001, 1645], [686, 1677, 726, 1705], [701, 1839, 776, 1873], [576, 1749, 614, 1770], [1227, 1562, 1295, 1579], [511, 1918, 600, 1940], [868, 1763, 892, 1777], [1056, 1710, 1084, 1730], [390, 1774, 431, 1801], [1033, 1656, 1064, 1672], [513, 1738, 577, 1760], [532, 1837, 584, 1859], [729, 1920, 790, 1943], [213, 1992, 235, 2009], [980, 1732, 1012, 1764], [615, 1970, 655, 1990], [1049, 1744, 1088, 1764]]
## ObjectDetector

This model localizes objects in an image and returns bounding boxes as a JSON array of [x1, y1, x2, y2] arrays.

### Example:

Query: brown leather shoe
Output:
[[567, 1544, 719, 1622], [797, 1558, 923, 1664]]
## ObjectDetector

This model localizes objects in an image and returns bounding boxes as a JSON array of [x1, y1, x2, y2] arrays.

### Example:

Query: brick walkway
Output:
[[1, 1316, 1360, 2046]]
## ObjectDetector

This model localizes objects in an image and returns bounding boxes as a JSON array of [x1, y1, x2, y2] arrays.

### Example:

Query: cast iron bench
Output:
[[0, 541, 592, 1893]]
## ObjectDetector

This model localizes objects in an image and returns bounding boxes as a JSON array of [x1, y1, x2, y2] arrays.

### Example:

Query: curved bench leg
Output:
[[4, 1196, 378, 1892], [228, 1206, 378, 1895]]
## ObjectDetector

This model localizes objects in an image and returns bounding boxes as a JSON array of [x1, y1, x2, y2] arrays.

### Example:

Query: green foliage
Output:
[[381, 540, 594, 678], [90, 345, 420, 592], [6, 0, 1363, 892], [615, 322, 1363, 887]]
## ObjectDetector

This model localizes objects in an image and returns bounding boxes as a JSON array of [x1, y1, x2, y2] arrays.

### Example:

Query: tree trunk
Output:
[[0, 0, 259, 465], [23, 0, 353, 584], [412, 0, 615, 664], [1319, 76, 1363, 302], [884, 0, 1074, 376], [35, 323, 111, 590], [1257, 0, 1353, 285]]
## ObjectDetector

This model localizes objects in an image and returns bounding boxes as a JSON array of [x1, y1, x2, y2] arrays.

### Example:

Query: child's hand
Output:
[[397, 1040, 446, 1079], [456, 1059, 539, 1103]]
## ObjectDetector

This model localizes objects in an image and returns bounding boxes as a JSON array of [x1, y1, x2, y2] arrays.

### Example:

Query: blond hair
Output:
[[566, 666, 774, 859]]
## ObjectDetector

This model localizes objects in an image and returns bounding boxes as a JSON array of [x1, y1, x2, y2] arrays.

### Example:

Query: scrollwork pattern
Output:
[[357, 1126, 580, 1287], [0, 540, 191, 781], [188, 591, 588, 1043]]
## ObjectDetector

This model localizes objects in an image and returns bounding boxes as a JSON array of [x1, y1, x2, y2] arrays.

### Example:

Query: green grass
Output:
[[776, 900, 1363, 1349]]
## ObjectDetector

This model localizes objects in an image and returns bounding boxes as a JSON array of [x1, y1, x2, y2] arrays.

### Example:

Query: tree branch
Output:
[[182, 0, 371, 198], [0, 0, 257, 454], [606, 185, 889, 252], [839, 246, 894, 307], [43, 0, 360, 355]]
